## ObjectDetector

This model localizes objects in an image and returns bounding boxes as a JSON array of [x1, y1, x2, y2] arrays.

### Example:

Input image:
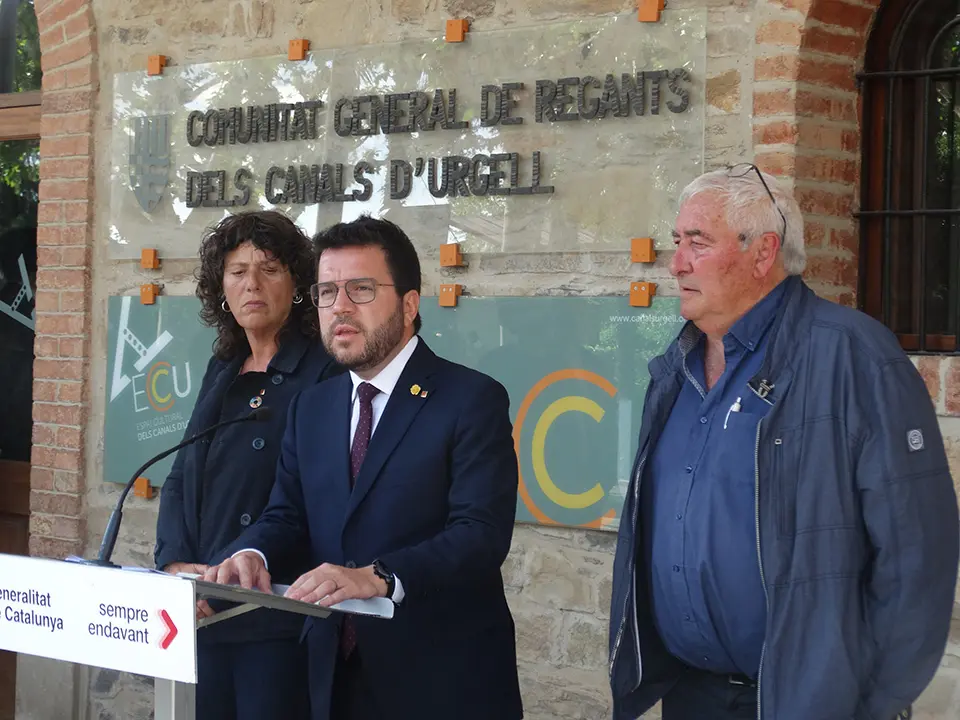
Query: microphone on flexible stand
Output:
[[92, 406, 272, 567]]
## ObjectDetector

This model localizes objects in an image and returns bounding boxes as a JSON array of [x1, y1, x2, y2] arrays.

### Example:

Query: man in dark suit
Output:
[[203, 216, 523, 720]]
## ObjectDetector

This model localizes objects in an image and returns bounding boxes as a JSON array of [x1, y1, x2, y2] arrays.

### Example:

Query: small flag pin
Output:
[[410, 384, 421, 396], [420, 390, 429, 398]]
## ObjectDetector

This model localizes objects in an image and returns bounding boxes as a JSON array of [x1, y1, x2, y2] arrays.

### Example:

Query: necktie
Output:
[[341, 381, 381, 658], [350, 382, 381, 486]]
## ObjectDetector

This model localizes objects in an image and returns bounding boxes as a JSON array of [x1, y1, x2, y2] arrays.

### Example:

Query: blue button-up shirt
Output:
[[642, 280, 787, 678]]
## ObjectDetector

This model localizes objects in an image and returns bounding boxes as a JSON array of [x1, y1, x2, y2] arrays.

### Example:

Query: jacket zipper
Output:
[[609, 450, 647, 681], [754, 420, 770, 720]]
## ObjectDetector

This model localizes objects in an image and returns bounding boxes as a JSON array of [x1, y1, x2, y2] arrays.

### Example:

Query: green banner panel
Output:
[[422, 297, 683, 531], [104, 295, 217, 487], [104, 295, 684, 532]]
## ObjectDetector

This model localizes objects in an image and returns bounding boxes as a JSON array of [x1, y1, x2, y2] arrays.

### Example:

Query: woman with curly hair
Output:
[[154, 210, 341, 720]]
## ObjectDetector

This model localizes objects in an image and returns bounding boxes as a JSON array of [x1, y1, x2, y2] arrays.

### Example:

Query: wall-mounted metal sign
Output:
[[108, 10, 706, 260]]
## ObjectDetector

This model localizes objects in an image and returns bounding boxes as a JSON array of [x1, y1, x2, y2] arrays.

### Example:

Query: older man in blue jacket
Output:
[[609, 164, 959, 720]]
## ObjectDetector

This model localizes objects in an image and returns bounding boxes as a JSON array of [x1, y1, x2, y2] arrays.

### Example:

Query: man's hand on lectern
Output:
[[201, 552, 273, 593], [284, 563, 387, 606]]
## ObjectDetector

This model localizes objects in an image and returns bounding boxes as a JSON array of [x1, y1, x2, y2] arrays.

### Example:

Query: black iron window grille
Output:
[[859, 0, 960, 353]]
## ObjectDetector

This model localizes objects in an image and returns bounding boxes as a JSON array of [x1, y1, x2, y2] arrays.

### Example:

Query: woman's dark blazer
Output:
[[154, 329, 342, 644]]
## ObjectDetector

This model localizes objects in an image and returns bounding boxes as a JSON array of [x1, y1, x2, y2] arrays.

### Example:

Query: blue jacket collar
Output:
[[652, 275, 810, 389], [676, 278, 789, 358], [728, 278, 789, 352]]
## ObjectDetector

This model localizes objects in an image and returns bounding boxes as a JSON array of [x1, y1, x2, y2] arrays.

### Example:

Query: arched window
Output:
[[0, 2, 40, 714], [0, 0, 40, 93], [860, 0, 960, 353]]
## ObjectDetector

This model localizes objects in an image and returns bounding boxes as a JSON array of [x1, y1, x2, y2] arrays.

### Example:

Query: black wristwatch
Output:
[[372, 559, 396, 600]]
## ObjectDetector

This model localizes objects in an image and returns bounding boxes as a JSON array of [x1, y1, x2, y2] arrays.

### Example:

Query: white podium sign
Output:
[[0, 554, 197, 683]]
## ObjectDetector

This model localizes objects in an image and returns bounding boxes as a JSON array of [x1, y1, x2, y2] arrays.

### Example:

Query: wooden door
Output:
[[0, 2, 41, 717]]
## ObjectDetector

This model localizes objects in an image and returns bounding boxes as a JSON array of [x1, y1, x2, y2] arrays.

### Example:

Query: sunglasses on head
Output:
[[725, 162, 787, 239]]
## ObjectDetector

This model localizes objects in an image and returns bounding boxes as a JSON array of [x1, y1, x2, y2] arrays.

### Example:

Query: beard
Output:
[[322, 304, 405, 372]]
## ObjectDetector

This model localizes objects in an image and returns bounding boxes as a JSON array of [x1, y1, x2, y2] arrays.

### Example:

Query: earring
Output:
[[221, 299, 230, 313], [293, 293, 303, 305]]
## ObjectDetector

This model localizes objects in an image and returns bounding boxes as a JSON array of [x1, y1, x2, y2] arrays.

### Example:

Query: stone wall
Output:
[[76, 1, 751, 718], [73, 1, 741, 718], [14, 0, 960, 719]]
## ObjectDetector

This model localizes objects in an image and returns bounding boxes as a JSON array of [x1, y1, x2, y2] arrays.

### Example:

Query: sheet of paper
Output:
[[271, 584, 395, 618]]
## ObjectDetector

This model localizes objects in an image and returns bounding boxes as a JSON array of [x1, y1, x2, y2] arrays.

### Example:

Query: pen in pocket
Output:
[[723, 396, 742, 430]]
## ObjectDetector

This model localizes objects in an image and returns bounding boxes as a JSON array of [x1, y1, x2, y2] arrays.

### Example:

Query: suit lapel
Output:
[[326, 373, 353, 507], [344, 341, 439, 523], [198, 357, 242, 421]]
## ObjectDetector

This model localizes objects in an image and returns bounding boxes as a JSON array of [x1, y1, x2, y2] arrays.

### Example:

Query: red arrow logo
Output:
[[159, 610, 178, 649]]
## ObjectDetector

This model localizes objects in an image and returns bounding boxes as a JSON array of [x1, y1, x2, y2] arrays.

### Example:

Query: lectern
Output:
[[0, 553, 393, 720]]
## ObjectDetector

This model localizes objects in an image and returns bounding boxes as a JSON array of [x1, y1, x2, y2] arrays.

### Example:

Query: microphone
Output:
[[94, 406, 271, 567]]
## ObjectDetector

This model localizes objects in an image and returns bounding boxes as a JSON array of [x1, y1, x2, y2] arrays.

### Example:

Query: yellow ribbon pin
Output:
[[410, 384, 421, 396]]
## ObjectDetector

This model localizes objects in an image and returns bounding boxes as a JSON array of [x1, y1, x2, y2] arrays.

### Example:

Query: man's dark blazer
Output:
[[154, 330, 342, 644], [227, 338, 523, 720]]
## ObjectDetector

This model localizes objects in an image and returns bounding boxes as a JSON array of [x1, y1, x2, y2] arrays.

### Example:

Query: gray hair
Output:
[[678, 167, 807, 275]]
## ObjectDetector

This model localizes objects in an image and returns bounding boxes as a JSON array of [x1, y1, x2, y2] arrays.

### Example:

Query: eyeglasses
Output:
[[309, 278, 395, 308], [726, 163, 787, 240]]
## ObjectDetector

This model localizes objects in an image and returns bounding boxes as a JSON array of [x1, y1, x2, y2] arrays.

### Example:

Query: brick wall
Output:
[[30, 0, 97, 560], [749, 0, 960, 509], [916, 356, 960, 482], [917, 357, 960, 413], [17, 0, 960, 718], [753, 0, 875, 307]]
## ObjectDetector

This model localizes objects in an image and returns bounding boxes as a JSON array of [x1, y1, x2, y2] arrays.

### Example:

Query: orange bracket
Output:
[[631, 237, 656, 263], [147, 55, 167, 76], [439, 242, 464, 267], [629, 282, 657, 307], [638, 0, 664, 22], [439, 284, 463, 307], [445, 19, 469, 43], [140, 247, 160, 270], [289, 39, 310, 61], [134, 477, 154, 500], [140, 283, 160, 305]]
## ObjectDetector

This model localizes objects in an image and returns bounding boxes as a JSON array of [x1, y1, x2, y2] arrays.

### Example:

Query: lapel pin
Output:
[[410, 384, 421, 396], [420, 390, 429, 398]]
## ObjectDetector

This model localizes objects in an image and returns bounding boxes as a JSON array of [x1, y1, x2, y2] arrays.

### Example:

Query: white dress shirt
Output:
[[236, 336, 419, 605], [348, 335, 418, 447]]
